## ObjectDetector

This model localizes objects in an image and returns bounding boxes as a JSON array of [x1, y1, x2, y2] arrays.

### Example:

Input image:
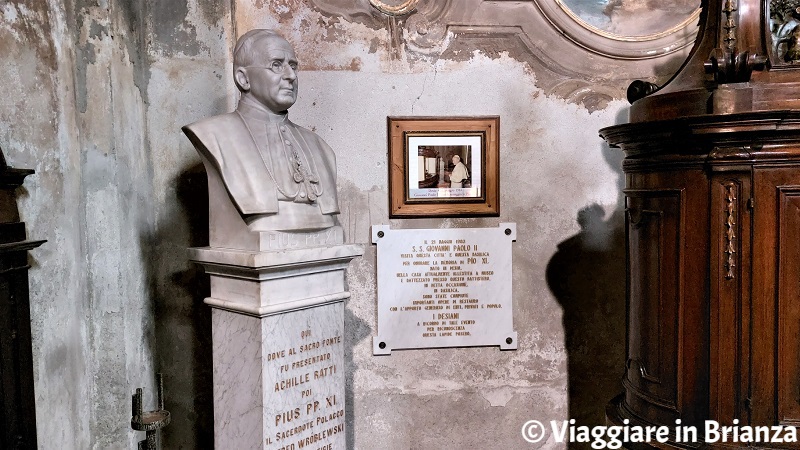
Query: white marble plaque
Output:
[[371, 223, 517, 355]]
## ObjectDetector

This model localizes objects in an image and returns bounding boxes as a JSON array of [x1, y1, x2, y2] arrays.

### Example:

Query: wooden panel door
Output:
[[622, 166, 710, 429], [623, 187, 692, 427], [751, 166, 800, 434]]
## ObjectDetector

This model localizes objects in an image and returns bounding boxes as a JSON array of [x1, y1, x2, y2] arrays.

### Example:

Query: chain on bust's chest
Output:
[[237, 112, 324, 202]]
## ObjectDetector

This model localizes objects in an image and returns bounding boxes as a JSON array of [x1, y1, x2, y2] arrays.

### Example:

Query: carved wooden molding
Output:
[[722, 0, 738, 51], [723, 181, 738, 280]]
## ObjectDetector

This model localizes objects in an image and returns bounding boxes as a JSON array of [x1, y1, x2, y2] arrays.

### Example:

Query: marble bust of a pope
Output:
[[183, 29, 339, 233]]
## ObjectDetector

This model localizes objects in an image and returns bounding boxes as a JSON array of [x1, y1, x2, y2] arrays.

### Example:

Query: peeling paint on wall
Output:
[[238, 2, 630, 447], [2, 0, 638, 447], [0, 2, 58, 71], [144, 0, 233, 447]]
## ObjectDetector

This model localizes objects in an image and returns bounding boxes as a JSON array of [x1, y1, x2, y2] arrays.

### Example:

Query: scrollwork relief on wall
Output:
[[306, 0, 700, 108]]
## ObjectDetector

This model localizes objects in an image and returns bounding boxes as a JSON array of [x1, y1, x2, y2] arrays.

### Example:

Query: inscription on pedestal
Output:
[[259, 227, 344, 251], [372, 223, 517, 354], [263, 304, 345, 450], [197, 242, 362, 449]]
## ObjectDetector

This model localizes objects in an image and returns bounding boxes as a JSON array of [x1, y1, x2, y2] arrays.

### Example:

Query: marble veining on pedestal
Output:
[[212, 303, 345, 449]]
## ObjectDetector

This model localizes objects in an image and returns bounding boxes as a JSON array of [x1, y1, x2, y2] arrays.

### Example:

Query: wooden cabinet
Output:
[[601, 112, 800, 448]]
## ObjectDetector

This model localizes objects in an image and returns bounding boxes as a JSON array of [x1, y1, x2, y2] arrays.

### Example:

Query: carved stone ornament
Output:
[[539, 0, 700, 59], [368, 0, 419, 16], [307, 0, 701, 105]]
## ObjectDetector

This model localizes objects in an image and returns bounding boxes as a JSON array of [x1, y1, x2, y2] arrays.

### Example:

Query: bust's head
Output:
[[233, 30, 298, 114]]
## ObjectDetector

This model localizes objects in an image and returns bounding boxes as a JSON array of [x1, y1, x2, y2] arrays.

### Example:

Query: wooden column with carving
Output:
[[601, 0, 800, 447], [0, 148, 45, 450]]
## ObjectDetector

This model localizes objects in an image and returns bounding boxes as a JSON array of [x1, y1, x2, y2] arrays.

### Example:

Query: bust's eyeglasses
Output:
[[247, 61, 299, 74]]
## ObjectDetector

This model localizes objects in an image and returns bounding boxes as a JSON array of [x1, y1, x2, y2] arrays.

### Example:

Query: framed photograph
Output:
[[387, 116, 500, 218]]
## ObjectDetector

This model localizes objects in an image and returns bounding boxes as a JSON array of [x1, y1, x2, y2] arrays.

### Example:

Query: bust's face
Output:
[[245, 36, 299, 113]]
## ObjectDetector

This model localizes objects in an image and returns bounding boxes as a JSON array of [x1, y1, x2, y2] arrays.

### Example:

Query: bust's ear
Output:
[[234, 67, 250, 92]]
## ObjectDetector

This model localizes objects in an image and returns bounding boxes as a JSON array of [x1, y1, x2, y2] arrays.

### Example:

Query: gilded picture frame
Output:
[[387, 116, 500, 218]]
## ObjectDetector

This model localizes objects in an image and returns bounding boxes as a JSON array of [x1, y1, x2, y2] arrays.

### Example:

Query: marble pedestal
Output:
[[190, 242, 363, 450]]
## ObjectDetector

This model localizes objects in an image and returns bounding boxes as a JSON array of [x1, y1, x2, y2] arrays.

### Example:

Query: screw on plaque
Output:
[[379, 342, 386, 349], [506, 337, 513, 345], [131, 373, 170, 450], [505, 228, 511, 235], [377, 231, 385, 238]]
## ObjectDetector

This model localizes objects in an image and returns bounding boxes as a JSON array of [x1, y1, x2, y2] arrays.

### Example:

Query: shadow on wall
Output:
[[146, 162, 214, 448], [344, 293, 373, 450], [545, 113, 627, 449]]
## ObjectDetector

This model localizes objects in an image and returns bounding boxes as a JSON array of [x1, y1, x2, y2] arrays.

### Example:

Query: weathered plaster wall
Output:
[[229, 2, 632, 448], [1, 0, 686, 448], [0, 1, 90, 446], [144, 1, 233, 447], [0, 0, 202, 448], [69, 2, 156, 447]]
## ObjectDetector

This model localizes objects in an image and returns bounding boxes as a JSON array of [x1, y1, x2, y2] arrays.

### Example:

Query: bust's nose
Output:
[[282, 66, 297, 82]]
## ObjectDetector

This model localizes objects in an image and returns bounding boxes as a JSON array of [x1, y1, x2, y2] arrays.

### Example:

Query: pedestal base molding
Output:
[[191, 243, 362, 449]]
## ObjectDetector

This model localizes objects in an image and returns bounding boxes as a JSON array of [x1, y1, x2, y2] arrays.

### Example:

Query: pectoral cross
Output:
[[289, 145, 319, 201]]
